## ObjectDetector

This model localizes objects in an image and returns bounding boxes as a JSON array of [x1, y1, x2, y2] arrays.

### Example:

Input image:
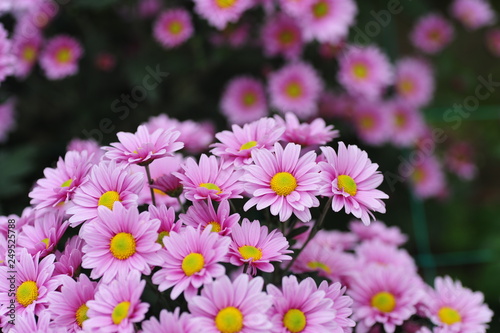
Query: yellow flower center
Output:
[[371, 291, 396, 313], [279, 30, 294, 44], [153, 188, 167, 196], [306, 261, 331, 274], [23, 46, 36, 62], [337, 175, 357, 196], [182, 253, 205, 276], [438, 306, 462, 325], [283, 309, 307, 333], [286, 82, 303, 98], [76, 303, 89, 327], [199, 183, 222, 194], [61, 178, 73, 187], [56, 48, 71, 63], [215, 306, 244, 333], [240, 141, 257, 151], [41, 238, 50, 249], [98, 190, 121, 210], [428, 30, 442, 42], [216, 0, 237, 9], [109, 232, 136, 260], [243, 92, 257, 106], [168, 21, 183, 35], [16, 281, 39, 307], [353, 64, 368, 79], [206, 221, 222, 233], [238, 245, 263, 261], [395, 113, 406, 127], [111, 301, 130, 325], [270, 172, 297, 196], [398, 79, 414, 94], [412, 167, 425, 183], [156, 231, 170, 246], [360, 116, 374, 129], [312, 1, 329, 18]]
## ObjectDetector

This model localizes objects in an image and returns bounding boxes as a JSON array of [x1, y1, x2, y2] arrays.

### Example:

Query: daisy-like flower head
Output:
[[351, 100, 390, 146], [39, 35, 83, 80], [354, 239, 417, 273], [405, 154, 446, 199], [395, 57, 435, 107], [152, 226, 230, 300], [175, 154, 243, 202], [29, 150, 94, 210], [9, 311, 54, 333], [422, 276, 493, 333], [386, 99, 426, 147], [349, 220, 407, 247], [348, 266, 423, 333], [300, 0, 358, 43], [261, 13, 304, 60], [267, 275, 338, 332], [445, 141, 477, 181], [279, 0, 314, 17], [410, 13, 454, 54], [450, 0, 496, 30], [210, 21, 251, 48], [275, 113, 339, 149], [228, 218, 292, 275], [292, 241, 356, 285], [268, 62, 324, 119], [18, 209, 69, 258], [149, 204, 183, 248], [80, 202, 162, 284], [180, 199, 240, 236], [153, 8, 194, 48], [67, 138, 104, 163], [103, 124, 183, 166], [319, 142, 389, 225], [312, 229, 358, 251], [12, 28, 42, 78], [486, 28, 500, 57], [0, 249, 59, 317], [54, 235, 85, 277], [193, 0, 253, 30], [0, 24, 15, 85], [141, 308, 197, 333], [47, 274, 97, 331], [318, 91, 356, 121], [85, 270, 149, 332], [243, 142, 321, 222], [67, 160, 144, 227], [220, 76, 268, 125], [338, 45, 393, 100], [0, 99, 15, 143], [318, 280, 356, 333], [189, 274, 273, 333], [211, 117, 285, 168]]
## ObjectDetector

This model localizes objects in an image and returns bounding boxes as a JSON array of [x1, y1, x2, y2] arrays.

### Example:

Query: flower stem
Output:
[[145, 164, 157, 206], [177, 197, 186, 214], [243, 263, 249, 274]]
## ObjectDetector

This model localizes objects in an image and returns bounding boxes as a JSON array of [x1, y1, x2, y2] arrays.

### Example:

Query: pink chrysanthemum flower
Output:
[[189, 274, 273, 332], [386, 99, 426, 147], [228, 218, 292, 275], [141, 308, 197, 333], [54, 235, 85, 276], [422, 276, 493, 333], [243, 142, 321, 222], [268, 62, 324, 119], [0, 249, 59, 317], [352, 101, 390, 146], [104, 124, 183, 166], [29, 150, 94, 210], [18, 209, 69, 258], [180, 199, 239, 236], [313, 229, 358, 251], [261, 13, 304, 59], [275, 113, 339, 149], [85, 270, 149, 332], [486, 28, 500, 57], [220, 76, 268, 125], [292, 241, 356, 284], [410, 14, 454, 54], [39, 35, 83, 80], [12, 29, 42, 78], [153, 9, 194, 48], [318, 91, 356, 120], [450, 0, 496, 30], [175, 154, 243, 202], [318, 280, 356, 333], [209, 22, 251, 48], [354, 240, 417, 273], [279, 0, 313, 17], [0, 24, 15, 85], [395, 57, 435, 107], [152, 226, 230, 300], [318, 143, 389, 225], [80, 203, 162, 284], [0, 99, 15, 143], [405, 155, 446, 199], [138, 0, 162, 18], [9, 311, 54, 333], [349, 220, 407, 246], [267, 275, 338, 332], [149, 204, 183, 248], [67, 161, 144, 227], [338, 45, 393, 100], [211, 117, 285, 168], [67, 138, 104, 163], [348, 266, 423, 333], [299, 0, 358, 43], [445, 141, 477, 181], [47, 274, 97, 331], [193, 0, 253, 30]]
